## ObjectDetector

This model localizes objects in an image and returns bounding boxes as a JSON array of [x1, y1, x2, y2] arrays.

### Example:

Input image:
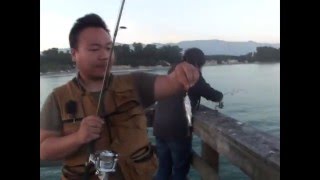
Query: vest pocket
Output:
[[113, 88, 140, 111], [126, 152, 158, 179]]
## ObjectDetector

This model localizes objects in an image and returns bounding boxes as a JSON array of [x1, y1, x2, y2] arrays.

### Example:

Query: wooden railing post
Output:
[[202, 141, 219, 180]]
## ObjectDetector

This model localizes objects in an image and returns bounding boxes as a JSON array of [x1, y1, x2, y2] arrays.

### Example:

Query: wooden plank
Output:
[[202, 142, 219, 177], [191, 151, 219, 180]]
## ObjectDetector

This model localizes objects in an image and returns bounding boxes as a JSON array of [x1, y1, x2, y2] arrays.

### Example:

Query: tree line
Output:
[[206, 46, 280, 64], [40, 44, 280, 73]]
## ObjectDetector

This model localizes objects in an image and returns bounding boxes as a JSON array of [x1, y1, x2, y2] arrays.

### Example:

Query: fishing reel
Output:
[[215, 101, 224, 110], [88, 150, 119, 176], [218, 101, 224, 109]]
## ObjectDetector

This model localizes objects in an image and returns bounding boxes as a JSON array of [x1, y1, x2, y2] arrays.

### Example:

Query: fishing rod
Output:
[[85, 0, 126, 180], [213, 89, 247, 110], [223, 89, 245, 96], [96, 0, 126, 117]]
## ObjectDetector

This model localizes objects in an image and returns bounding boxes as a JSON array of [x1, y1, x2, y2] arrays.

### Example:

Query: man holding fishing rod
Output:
[[40, 12, 200, 180], [153, 48, 223, 180]]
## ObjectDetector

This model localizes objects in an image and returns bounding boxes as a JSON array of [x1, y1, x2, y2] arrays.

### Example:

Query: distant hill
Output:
[[176, 40, 279, 56], [51, 39, 280, 56], [129, 40, 279, 56]]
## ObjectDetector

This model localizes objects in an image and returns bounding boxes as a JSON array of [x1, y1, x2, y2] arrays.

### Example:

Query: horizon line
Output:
[[40, 38, 280, 52]]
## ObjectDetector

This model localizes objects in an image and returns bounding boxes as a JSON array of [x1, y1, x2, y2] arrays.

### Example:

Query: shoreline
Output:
[[40, 62, 279, 76], [40, 65, 169, 76]]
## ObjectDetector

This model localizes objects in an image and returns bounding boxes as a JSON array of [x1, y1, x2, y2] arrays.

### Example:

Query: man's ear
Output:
[[71, 48, 76, 62]]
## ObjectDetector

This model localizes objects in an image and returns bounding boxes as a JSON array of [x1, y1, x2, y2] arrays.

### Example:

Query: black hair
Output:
[[69, 13, 110, 49], [182, 48, 206, 68]]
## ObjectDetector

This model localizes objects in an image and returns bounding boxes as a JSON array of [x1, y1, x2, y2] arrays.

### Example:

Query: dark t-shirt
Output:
[[40, 72, 157, 131]]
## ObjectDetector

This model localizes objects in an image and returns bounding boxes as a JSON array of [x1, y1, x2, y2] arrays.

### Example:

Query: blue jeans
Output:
[[155, 137, 192, 180]]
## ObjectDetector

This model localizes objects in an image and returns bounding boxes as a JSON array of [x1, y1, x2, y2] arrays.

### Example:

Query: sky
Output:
[[40, 0, 280, 51]]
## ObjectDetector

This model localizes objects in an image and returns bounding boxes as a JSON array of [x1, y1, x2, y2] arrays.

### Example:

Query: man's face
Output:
[[71, 27, 114, 80]]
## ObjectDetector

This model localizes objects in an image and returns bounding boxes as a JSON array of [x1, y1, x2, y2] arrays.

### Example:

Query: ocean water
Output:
[[40, 63, 279, 179]]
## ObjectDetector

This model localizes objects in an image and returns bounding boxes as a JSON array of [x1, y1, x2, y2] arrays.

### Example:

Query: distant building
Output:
[[206, 60, 218, 65], [157, 60, 171, 66], [227, 59, 239, 64]]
